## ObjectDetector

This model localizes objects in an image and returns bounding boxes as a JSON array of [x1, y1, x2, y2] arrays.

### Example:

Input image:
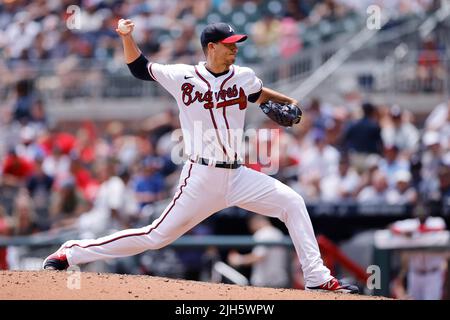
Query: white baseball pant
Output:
[[63, 161, 332, 287]]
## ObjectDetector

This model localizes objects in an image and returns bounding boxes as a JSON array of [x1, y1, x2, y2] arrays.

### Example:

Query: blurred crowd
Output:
[[279, 97, 450, 207], [0, 90, 181, 238], [0, 0, 443, 97], [0, 0, 439, 62], [0, 0, 351, 65]]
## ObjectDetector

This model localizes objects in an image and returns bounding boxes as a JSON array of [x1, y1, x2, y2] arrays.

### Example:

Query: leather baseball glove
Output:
[[259, 101, 302, 127]]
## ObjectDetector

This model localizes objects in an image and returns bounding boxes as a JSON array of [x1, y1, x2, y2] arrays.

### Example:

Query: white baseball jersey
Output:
[[60, 60, 333, 288], [148, 61, 263, 162]]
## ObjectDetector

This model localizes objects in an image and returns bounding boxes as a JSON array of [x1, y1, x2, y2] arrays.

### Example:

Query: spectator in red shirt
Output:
[[69, 156, 97, 195], [39, 128, 76, 157], [73, 127, 97, 166], [2, 149, 34, 186], [416, 37, 445, 92]]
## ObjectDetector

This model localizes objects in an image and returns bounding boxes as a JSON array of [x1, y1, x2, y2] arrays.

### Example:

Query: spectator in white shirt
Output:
[[381, 105, 420, 156], [320, 155, 360, 202], [42, 145, 71, 180], [420, 131, 445, 200], [5, 12, 40, 59], [15, 126, 45, 162], [357, 170, 390, 204], [386, 170, 418, 205], [228, 215, 290, 288], [425, 100, 449, 132], [378, 144, 410, 187], [298, 129, 340, 200]]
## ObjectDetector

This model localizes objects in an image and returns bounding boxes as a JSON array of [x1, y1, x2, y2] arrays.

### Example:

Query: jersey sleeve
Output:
[[147, 62, 184, 96], [241, 67, 263, 96]]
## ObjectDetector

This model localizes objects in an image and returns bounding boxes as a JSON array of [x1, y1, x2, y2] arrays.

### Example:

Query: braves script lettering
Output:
[[181, 83, 247, 110]]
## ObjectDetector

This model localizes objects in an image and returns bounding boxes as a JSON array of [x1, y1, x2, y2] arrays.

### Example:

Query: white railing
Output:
[[389, 49, 450, 99]]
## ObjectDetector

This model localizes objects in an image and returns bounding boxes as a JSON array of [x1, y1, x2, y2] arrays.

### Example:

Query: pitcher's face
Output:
[[210, 42, 238, 66]]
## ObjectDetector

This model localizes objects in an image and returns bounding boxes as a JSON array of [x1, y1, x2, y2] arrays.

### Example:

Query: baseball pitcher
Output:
[[43, 19, 358, 294]]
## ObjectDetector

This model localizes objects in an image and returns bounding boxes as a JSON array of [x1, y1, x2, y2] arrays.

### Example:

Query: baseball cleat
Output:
[[42, 247, 69, 270], [306, 278, 359, 294]]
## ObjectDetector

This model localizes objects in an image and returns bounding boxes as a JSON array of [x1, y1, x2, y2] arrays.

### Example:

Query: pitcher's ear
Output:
[[207, 42, 216, 52]]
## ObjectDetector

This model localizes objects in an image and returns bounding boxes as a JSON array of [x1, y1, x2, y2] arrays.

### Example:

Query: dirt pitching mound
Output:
[[0, 271, 388, 300]]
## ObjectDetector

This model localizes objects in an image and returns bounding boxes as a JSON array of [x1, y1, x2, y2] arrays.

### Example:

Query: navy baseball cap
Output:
[[200, 23, 247, 47]]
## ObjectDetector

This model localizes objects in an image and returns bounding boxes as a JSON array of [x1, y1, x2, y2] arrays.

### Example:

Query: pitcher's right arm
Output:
[[116, 19, 153, 81]]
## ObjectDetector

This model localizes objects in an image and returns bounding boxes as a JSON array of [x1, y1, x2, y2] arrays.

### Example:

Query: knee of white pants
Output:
[[150, 240, 171, 250], [146, 234, 175, 250], [280, 193, 307, 223]]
